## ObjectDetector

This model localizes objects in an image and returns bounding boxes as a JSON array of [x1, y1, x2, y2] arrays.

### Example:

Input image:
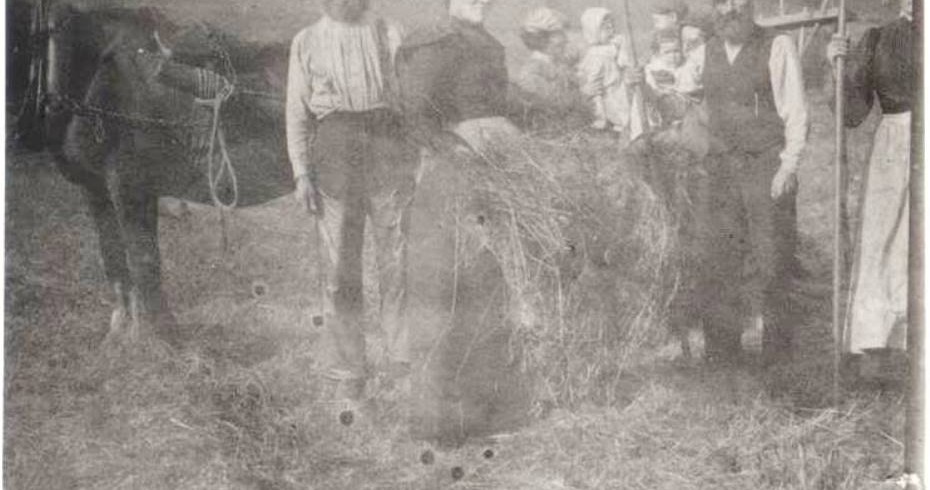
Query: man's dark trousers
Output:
[[311, 108, 418, 383], [697, 145, 797, 365]]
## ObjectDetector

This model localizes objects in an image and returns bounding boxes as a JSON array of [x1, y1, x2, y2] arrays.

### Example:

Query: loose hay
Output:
[[478, 372, 906, 490], [445, 130, 683, 409]]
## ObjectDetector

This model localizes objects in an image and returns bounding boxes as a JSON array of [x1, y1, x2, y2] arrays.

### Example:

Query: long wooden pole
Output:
[[832, 0, 847, 406], [621, 0, 649, 137], [906, 0, 924, 485]]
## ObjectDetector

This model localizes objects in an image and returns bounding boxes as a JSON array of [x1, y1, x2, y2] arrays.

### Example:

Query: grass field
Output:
[[4, 0, 912, 489]]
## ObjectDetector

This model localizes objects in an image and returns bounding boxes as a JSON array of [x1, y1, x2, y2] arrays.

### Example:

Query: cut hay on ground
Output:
[[479, 369, 906, 490]]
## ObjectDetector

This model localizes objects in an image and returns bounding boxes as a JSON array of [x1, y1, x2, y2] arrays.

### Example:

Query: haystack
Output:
[[404, 124, 685, 444]]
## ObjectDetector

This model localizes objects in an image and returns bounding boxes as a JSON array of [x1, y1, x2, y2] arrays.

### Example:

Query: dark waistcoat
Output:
[[704, 27, 785, 154]]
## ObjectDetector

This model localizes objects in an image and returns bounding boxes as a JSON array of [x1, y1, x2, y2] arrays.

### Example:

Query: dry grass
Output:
[[5, 99, 907, 488], [474, 371, 905, 490], [5, 93, 906, 490]]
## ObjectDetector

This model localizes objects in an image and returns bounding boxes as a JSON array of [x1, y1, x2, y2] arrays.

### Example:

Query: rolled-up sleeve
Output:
[[769, 34, 808, 172], [286, 31, 315, 180]]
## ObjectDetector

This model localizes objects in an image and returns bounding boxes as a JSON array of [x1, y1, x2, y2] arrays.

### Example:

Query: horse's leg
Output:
[[105, 162, 180, 346], [81, 179, 133, 340], [678, 325, 692, 360]]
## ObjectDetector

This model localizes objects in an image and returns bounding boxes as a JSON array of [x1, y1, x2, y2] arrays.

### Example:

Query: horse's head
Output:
[[161, 22, 226, 71], [39, 4, 234, 149], [37, 4, 172, 151], [35, 4, 294, 205], [135, 7, 182, 59]]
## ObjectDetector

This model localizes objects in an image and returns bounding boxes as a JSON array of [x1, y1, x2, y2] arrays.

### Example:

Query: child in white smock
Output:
[[578, 8, 632, 132]]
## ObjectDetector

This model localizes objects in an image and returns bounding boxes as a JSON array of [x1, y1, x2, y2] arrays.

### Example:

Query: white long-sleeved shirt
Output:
[[721, 34, 808, 172], [285, 14, 404, 179]]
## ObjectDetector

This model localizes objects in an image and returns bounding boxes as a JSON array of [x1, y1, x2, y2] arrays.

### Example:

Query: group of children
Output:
[[518, 3, 712, 139]]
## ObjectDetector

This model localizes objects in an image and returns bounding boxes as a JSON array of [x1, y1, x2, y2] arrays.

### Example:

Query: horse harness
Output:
[[41, 18, 245, 210]]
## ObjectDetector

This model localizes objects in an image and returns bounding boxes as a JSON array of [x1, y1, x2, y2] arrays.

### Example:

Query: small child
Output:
[[644, 30, 690, 126], [676, 12, 711, 97], [578, 7, 632, 132], [645, 30, 684, 95]]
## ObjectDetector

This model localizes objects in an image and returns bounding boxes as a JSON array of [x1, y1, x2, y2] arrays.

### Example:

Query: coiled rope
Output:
[[190, 66, 238, 253], [194, 68, 238, 210]]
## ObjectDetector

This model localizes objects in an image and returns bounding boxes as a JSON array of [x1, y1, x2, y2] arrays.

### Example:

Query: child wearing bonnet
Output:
[[577, 7, 634, 133]]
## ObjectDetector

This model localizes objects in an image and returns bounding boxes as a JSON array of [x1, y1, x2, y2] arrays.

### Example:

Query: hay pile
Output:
[[473, 372, 906, 490], [450, 130, 684, 408]]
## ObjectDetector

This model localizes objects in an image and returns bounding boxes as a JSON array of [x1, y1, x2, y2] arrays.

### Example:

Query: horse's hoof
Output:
[[101, 306, 129, 349], [109, 306, 127, 334]]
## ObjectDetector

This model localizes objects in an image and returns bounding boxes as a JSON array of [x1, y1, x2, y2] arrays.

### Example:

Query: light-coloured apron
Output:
[[845, 111, 911, 353]]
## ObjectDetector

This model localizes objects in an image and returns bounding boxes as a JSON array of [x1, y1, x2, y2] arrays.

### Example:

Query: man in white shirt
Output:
[[693, 0, 808, 367], [286, 0, 417, 407]]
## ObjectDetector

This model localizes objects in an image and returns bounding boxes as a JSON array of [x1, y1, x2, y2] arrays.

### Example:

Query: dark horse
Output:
[[19, 3, 293, 346]]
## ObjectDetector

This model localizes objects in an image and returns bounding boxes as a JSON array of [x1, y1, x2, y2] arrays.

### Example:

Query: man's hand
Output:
[[625, 66, 645, 87], [826, 34, 850, 66], [771, 164, 798, 200], [295, 174, 324, 216]]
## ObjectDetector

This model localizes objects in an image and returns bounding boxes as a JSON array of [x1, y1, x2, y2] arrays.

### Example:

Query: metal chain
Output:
[[235, 88, 283, 101], [46, 92, 205, 129]]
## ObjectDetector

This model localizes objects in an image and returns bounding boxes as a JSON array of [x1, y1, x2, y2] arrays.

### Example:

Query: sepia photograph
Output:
[[4, 0, 924, 488]]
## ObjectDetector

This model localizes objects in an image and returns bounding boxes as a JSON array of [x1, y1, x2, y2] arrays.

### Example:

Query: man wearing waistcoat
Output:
[[698, 0, 808, 366]]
